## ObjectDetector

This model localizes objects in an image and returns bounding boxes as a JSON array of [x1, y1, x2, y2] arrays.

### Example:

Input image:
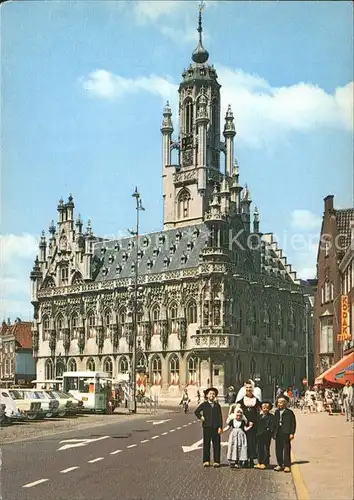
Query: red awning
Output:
[[314, 352, 354, 386]]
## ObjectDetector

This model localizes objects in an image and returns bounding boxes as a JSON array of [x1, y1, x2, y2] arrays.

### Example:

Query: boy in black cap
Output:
[[273, 395, 296, 473], [255, 401, 275, 469], [195, 387, 223, 467]]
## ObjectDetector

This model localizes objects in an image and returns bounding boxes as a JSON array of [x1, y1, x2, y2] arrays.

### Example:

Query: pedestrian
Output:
[[236, 380, 261, 468], [226, 386, 236, 406], [194, 387, 223, 468], [342, 380, 353, 422], [255, 401, 275, 469], [197, 390, 201, 404], [225, 406, 253, 468], [273, 395, 296, 473]]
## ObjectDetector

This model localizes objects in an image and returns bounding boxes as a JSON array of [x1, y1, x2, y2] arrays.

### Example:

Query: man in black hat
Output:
[[195, 387, 223, 467], [255, 401, 275, 469]]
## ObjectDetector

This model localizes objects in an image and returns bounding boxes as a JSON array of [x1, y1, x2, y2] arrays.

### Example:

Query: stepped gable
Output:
[[262, 233, 299, 284], [93, 223, 210, 281], [333, 208, 354, 257]]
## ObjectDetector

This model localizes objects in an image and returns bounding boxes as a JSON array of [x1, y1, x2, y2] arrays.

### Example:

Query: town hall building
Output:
[[30, 10, 309, 400]]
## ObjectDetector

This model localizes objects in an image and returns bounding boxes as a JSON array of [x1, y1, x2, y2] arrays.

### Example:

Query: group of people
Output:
[[194, 380, 296, 472]]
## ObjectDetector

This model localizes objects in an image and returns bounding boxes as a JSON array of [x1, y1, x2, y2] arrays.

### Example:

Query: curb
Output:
[[291, 451, 309, 500]]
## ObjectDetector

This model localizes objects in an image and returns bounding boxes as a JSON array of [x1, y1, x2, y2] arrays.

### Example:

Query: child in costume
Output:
[[194, 387, 223, 467], [255, 401, 275, 469], [225, 407, 253, 468], [273, 395, 296, 473]]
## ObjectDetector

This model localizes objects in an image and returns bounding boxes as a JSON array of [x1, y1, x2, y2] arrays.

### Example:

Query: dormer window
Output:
[[122, 252, 128, 262], [158, 234, 165, 245], [199, 253, 203, 262], [102, 267, 108, 276], [61, 266, 69, 285], [137, 249, 144, 260], [187, 241, 194, 251], [164, 256, 170, 268], [131, 263, 136, 273], [153, 247, 159, 258], [181, 253, 187, 264], [193, 228, 199, 238], [175, 230, 182, 242], [143, 237, 149, 248], [108, 254, 114, 264], [101, 246, 106, 255], [128, 240, 134, 251], [114, 242, 120, 251], [169, 244, 176, 255], [147, 259, 153, 270], [116, 264, 122, 274]]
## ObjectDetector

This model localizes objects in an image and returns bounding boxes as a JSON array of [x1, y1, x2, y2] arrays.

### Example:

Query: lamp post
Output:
[[128, 187, 145, 414], [303, 294, 310, 385]]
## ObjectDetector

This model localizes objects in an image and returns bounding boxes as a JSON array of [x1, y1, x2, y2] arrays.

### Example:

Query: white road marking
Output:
[[23, 479, 49, 488], [146, 419, 171, 426], [169, 429, 175, 432], [140, 439, 149, 443], [127, 444, 137, 448], [110, 449, 122, 455], [161, 432, 168, 435], [151, 435, 159, 440], [177, 426, 182, 429], [60, 466, 79, 474], [88, 457, 104, 463], [57, 436, 110, 451], [182, 424, 188, 428]]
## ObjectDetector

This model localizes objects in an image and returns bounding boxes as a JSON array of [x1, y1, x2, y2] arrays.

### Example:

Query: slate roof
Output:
[[0, 321, 32, 349], [93, 223, 210, 281], [334, 208, 354, 256]]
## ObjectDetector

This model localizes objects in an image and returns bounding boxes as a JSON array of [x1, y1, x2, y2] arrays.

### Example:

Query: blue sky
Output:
[[1, 0, 353, 320]]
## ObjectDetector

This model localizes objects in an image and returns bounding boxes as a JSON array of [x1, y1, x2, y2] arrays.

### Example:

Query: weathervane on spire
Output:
[[192, 1, 209, 63]]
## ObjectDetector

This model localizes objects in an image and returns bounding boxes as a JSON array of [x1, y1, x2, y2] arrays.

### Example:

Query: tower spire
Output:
[[192, 2, 209, 64]]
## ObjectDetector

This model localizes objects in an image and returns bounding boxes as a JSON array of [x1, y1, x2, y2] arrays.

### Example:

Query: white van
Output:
[[0, 389, 22, 424]]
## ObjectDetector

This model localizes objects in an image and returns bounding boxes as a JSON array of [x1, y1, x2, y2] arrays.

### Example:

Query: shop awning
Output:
[[315, 352, 354, 386]]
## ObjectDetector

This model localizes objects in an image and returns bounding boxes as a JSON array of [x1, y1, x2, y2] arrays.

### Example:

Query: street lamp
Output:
[[127, 187, 145, 414]]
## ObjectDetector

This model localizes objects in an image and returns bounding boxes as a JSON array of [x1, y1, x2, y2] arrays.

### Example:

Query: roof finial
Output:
[[192, 2, 209, 64]]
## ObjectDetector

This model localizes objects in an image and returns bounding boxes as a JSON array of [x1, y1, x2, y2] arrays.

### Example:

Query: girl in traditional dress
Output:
[[237, 380, 262, 467], [226, 407, 253, 468]]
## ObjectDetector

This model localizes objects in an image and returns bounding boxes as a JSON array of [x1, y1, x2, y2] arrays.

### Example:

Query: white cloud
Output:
[[290, 210, 322, 230], [0, 234, 38, 321], [134, 1, 186, 23], [293, 241, 318, 280], [81, 66, 353, 148]]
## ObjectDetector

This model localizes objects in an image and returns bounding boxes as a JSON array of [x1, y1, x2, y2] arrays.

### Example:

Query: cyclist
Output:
[[180, 389, 190, 413]]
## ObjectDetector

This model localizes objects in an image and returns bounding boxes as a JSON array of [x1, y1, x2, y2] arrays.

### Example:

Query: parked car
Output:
[[0, 390, 22, 424], [18, 389, 59, 418], [44, 390, 83, 417], [7, 389, 43, 420]]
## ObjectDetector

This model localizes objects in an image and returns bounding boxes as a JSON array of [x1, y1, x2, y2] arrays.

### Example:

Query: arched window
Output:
[[67, 358, 77, 372], [267, 359, 272, 384], [184, 98, 193, 134], [71, 313, 79, 339], [56, 314, 64, 340], [187, 301, 197, 324], [104, 310, 111, 338], [151, 356, 162, 385], [56, 360, 65, 377], [60, 265, 69, 285], [251, 306, 257, 336], [188, 356, 197, 385], [45, 359, 53, 380], [87, 312, 96, 338], [178, 189, 191, 219], [119, 356, 129, 374], [103, 357, 113, 377], [169, 303, 178, 333], [250, 358, 256, 380], [137, 352, 147, 371], [169, 354, 180, 385], [264, 307, 271, 337], [42, 316, 50, 341], [236, 356, 242, 384], [152, 306, 160, 334], [236, 308, 243, 335], [86, 357, 96, 371]]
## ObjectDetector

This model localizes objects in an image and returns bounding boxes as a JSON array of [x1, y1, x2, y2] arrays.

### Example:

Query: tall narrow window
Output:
[[178, 189, 191, 219], [188, 356, 197, 385], [185, 99, 193, 134], [187, 301, 197, 324], [169, 354, 180, 385], [152, 356, 162, 385]]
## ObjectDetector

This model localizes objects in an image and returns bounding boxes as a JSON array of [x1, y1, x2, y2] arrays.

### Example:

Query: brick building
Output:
[[0, 318, 36, 387], [314, 195, 354, 378]]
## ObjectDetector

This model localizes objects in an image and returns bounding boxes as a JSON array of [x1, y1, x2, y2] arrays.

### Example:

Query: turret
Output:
[[48, 220, 56, 258], [38, 230, 47, 263], [230, 159, 243, 213], [57, 198, 64, 224], [66, 194, 74, 221], [223, 105, 236, 177], [30, 256, 42, 302], [253, 206, 260, 234], [241, 184, 252, 234], [83, 219, 93, 279], [196, 89, 209, 194]]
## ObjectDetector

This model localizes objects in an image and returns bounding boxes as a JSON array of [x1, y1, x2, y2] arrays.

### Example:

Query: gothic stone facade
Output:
[[30, 13, 307, 399]]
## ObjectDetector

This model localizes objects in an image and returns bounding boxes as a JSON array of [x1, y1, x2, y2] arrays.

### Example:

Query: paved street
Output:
[[2, 407, 296, 500]]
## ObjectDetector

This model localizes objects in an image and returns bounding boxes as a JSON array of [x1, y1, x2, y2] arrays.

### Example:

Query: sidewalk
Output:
[[291, 409, 353, 500]]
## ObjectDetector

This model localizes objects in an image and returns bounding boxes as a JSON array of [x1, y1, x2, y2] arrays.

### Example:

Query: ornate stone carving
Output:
[[78, 327, 85, 355], [63, 328, 70, 355], [160, 320, 168, 350], [177, 318, 187, 349], [96, 326, 104, 353], [182, 149, 193, 166], [49, 330, 56, 354], [32, 330, 39, 354], [112, 324, 120, 351]]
